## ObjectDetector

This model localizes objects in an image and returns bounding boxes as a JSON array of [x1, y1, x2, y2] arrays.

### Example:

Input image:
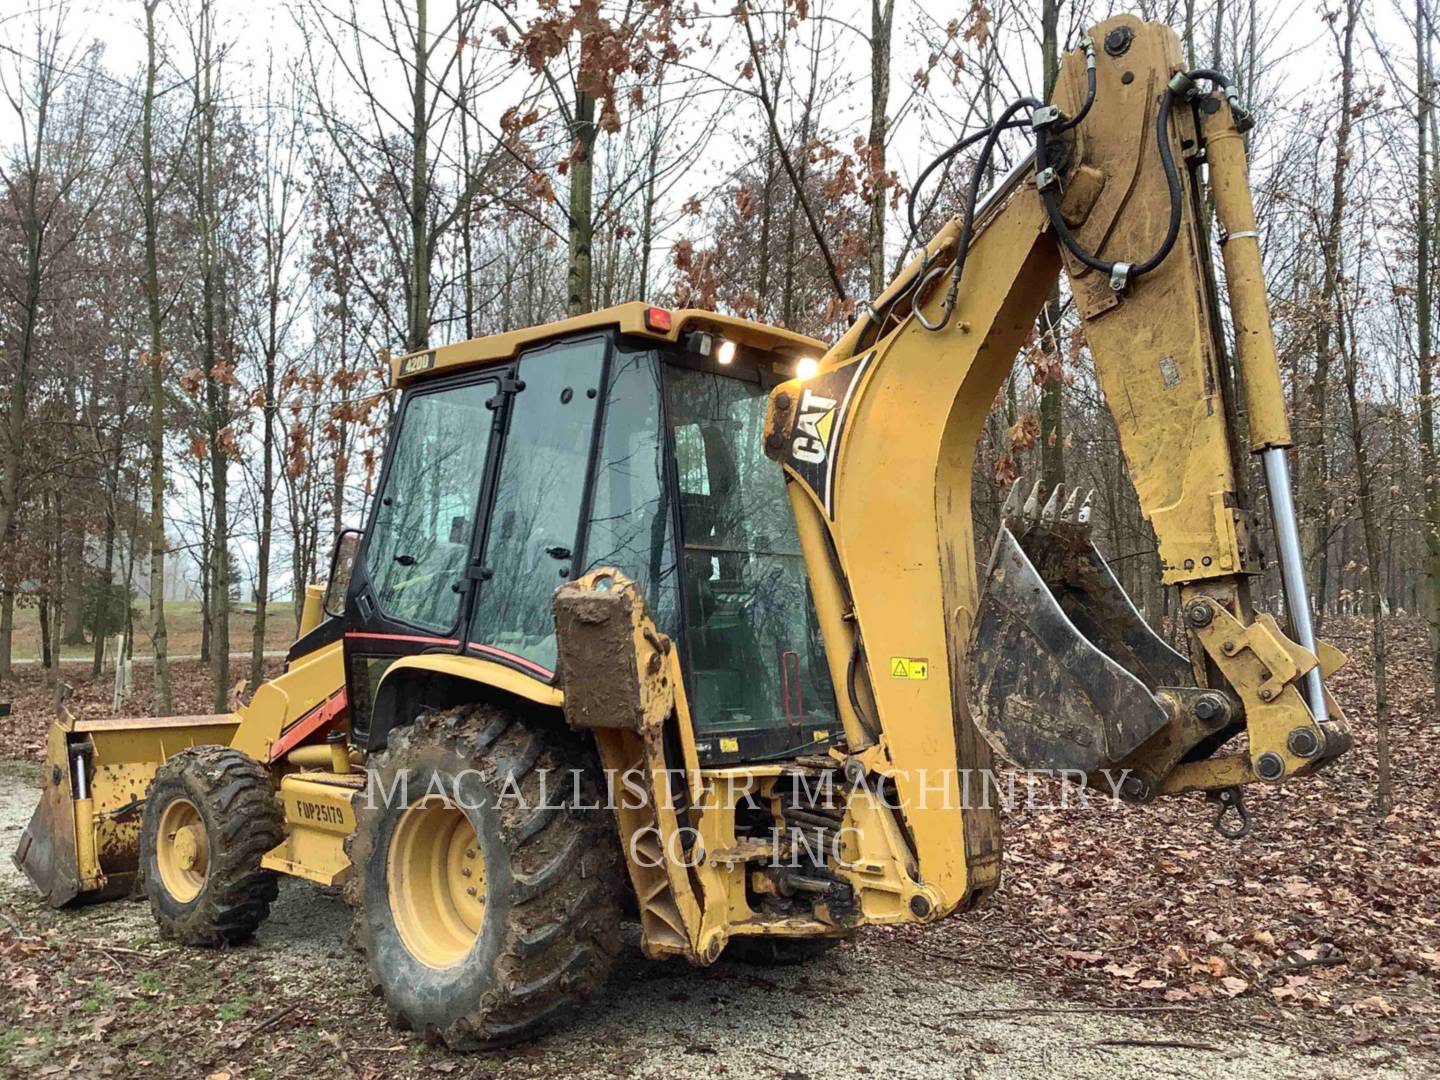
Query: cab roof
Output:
[[390, 302, 825, 387]]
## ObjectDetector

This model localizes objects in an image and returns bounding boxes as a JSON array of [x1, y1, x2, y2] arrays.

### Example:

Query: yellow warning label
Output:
[[719, 737, 740, 753], [890, 657, 929, 680]]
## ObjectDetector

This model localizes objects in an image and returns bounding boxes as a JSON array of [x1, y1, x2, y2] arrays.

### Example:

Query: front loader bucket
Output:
[[967, 482, 1188, 774], [13, 714, 239, 907], [15, 752, 80, 906]]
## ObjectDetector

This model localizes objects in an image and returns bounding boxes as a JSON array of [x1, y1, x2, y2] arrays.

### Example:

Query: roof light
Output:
[[644, 306, 673, 332], [716, 340, 737, 365], [796, 357, 820, 380]]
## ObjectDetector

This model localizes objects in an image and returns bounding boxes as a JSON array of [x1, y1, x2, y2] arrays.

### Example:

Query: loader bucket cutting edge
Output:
[[14, 714, 239, 907]]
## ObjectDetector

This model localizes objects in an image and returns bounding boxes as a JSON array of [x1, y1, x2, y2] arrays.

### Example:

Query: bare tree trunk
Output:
[[1300, 0, 1357, 636], [408, 0, 432, 349], [190, 1, 230, 709], [142, 0, 173, 713], [1340, 298, 1392, 814], [1037, 0, 1064, 489], [567, 88, 596, 316], [93, 363, 130, 675], [0, 56, 49, 680], [756, 127, 776, 319], [250, 300, 277, 693], [1417, 0, 1440, 695], [867, 0, 895, 300], [638, 102, 661, 303], [457, 2, 476, 340], [781, 21, 823, 326]]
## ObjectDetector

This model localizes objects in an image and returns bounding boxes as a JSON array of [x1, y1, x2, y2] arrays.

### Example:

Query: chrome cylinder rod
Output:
[[1261, 447, 1328, 722]]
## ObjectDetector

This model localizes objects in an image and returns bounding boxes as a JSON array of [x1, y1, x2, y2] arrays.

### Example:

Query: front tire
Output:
[[139, 746, 284, 946], [346, 704, 623, 1050]]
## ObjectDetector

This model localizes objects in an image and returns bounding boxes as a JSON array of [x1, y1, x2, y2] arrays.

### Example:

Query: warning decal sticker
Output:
[[889, 657, 929, 680]]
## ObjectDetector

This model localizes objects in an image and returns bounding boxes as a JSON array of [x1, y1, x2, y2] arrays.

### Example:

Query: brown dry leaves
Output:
[[897, 617, 1440, 1053]]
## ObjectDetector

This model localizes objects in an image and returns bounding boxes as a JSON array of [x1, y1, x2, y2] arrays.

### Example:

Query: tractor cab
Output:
[[317, 303, 837, 765]]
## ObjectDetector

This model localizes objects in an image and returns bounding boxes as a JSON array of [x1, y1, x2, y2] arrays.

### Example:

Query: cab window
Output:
[[469, 338, 605, 672], [663, 364, 837, 737], [364, 380, 496, 634]]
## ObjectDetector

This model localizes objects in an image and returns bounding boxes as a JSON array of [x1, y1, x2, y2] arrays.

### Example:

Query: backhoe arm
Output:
[[763, 14, 1349, 916]]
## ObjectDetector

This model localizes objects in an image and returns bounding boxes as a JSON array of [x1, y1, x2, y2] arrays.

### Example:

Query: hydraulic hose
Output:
[[1055, 37, 1097, 131], [1035, 68, 1231, 290], [1033, 85, 1180, 287], [895, 48, 1231, 334], [907, 119, 1028, 239]]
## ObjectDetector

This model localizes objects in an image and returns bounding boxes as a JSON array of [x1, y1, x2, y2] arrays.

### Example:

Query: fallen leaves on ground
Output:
[[882, 616, 1440, 1056], [0, 620, 1436, 1071]]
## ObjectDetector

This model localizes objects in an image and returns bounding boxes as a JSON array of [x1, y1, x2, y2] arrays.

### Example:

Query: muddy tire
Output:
[[139, 745, 284, 946], [346, 704, 624, 1050], [723, 935, 847, 966]]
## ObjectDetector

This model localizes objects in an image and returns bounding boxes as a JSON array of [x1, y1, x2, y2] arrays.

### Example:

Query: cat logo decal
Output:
[[781, 350, 876, 518]]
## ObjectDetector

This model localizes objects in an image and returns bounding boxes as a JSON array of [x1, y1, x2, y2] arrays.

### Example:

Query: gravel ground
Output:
[[0, 762, 1422, 1078]]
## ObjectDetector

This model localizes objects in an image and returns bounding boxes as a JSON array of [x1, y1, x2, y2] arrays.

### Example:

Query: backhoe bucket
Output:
[[966, 482, 1189, 774], [14, 714, 239, 907]]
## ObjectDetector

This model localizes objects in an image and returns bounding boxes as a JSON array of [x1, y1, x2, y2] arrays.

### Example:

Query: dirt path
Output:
[[0, 760, 1420, 1079]]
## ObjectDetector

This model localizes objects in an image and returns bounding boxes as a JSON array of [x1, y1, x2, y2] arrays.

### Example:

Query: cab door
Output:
[[467, 336, 607, 676], [342, 373, 502, 743]]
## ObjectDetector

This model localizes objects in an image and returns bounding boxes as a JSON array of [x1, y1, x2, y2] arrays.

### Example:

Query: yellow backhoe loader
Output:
[[14, 15, 1350, 1050]]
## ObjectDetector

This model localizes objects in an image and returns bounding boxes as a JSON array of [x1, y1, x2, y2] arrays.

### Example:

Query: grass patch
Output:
[[81, 977, 113, 1013], [5, 601, 298, 662]]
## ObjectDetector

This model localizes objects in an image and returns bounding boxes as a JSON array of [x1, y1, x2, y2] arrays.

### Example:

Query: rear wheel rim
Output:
[[156, 797, 209, 903], [387, 795, 486, 969]]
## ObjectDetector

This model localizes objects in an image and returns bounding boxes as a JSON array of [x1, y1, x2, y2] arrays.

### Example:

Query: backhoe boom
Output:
[[762, 13, 1349, 913]]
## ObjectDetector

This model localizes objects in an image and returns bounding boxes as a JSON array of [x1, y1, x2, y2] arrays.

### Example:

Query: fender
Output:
[[368, 653, 564, 750]]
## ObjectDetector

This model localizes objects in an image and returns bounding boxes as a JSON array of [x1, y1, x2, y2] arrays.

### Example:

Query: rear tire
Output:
[[346, 704, 623, 1050], [139, 746, 284, 946]]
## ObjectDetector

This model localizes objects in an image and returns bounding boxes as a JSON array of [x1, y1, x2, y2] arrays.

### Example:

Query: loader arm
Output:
[[763, 14, 1349, 911]]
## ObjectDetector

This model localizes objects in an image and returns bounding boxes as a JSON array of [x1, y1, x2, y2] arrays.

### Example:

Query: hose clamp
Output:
[[1035, 166, 1062, 194], [1031, 105, 1064, 132], [1109, 262, 1133, 292]]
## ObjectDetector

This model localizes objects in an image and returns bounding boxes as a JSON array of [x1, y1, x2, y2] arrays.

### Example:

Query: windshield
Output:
[[663, 364, 837, 739]]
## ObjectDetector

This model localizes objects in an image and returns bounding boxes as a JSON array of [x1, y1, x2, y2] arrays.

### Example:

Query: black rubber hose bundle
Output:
[[895, 59, 1232, 334]]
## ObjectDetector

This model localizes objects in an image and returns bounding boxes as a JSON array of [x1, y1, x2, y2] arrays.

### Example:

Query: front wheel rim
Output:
[[155, 797, 209, 903], [386, 795, 486, 969]]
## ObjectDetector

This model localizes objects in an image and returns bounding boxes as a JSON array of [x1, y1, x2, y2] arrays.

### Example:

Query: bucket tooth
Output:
[[1060, 488, 1081, 524], [1040, 483, 1065, 526], [1000, 477, 1025, 526], [1022, 480, 1044, 524], [1078, 489, 1094, 530]]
